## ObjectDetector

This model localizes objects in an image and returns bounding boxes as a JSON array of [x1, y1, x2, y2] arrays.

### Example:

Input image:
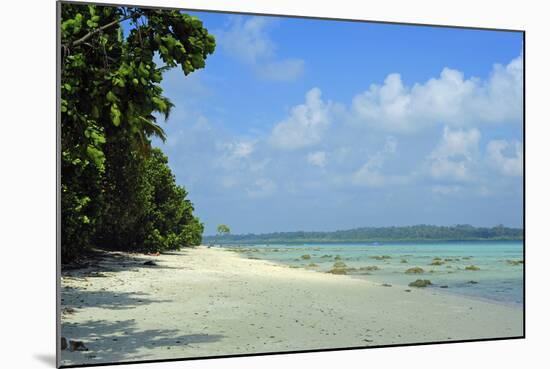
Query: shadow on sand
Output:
[[61, 318, 225, 364]]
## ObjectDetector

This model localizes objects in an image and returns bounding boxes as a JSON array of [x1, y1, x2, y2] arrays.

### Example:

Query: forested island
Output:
[[203, 224, 524, 244]]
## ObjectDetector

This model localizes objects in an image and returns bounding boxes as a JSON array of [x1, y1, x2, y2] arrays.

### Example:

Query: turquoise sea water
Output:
[[222, 241, 524, 307]]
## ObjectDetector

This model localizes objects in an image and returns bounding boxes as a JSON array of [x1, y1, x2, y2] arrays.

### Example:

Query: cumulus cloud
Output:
[[486, 140, 523, 176], [215, 139, 257, 172], [351, 55, 523, 133], [306, 151, 327, 168], [352, 136, 408, 187], [269, 88, 332, 150], [216, 17, 274, 64], [428, 126, 481, 182], [216, 16, 304, 81]]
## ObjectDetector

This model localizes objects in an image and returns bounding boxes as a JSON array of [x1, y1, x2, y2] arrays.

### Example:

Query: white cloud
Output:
[[307, 151, 327, 168], [231, 141, 255, 159], [215, 139, 257, 173], [269, 88, 332, 150], [428, 126, 481, 182], [216, 16, 304, 81], [351, 55, 523, 133], [352, 136, 407, 187], [486, 140, 523, 176], [216, 17, 274, 64]]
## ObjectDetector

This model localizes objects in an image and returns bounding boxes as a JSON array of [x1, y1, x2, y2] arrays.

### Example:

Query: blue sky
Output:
[[151, 12, 523, 235]]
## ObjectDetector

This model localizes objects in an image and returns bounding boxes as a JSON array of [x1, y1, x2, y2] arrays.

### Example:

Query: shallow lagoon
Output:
[[223, 241, 524, 307]]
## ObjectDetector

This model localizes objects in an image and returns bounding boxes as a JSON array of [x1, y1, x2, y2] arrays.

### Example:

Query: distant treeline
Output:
[[203, 224, 524, 244]]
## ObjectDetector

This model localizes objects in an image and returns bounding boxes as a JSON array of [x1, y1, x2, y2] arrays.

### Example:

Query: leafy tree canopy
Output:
[[217, 224, 231, 236], [61, 4, 214, 262]]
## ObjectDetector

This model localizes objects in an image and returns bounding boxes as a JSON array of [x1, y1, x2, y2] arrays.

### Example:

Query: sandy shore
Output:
[[60, 246, 523, 366]]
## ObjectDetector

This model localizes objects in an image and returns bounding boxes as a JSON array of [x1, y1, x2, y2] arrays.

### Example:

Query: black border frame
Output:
[[56, 1, 526, 368]]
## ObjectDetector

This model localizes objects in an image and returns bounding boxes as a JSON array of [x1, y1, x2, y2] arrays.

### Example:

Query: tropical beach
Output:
[[60, 245, 523, 366], [58, 3, 524, 367]]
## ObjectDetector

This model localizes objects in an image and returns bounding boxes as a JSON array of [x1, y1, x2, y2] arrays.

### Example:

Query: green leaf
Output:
[[110, 104, 121, 126]]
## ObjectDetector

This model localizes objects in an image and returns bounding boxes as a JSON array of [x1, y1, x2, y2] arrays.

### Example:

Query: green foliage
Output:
[[217, 224, 231, 236], [61, 3, 214, 262]]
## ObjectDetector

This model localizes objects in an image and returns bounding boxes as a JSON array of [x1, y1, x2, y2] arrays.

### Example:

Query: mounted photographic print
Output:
[[58, 1, 525, 367]]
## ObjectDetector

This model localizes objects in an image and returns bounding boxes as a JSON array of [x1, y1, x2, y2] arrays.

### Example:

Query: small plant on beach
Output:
[[301, 254, 312, 260], [465, 265, 480, 271], [307, 262, 318, 268], [334, 255, 342, 260], [321, 254, 332, 258], [400, 259, 408, 263], [408, 279, 432, 288], [405, 267, 425, 274], [430, 259, 445, 266]]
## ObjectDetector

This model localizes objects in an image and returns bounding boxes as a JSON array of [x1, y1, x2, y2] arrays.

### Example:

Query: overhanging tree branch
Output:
[[70, 13, 138, 47]]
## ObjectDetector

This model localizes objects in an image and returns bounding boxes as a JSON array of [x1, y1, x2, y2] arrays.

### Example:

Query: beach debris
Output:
[[430, 259, 445, 266], [307, 263, 318, 268], [506, 259, 524, 266], [405, 267, 425, 274], [404, 289, 412, 292], [408, 279, 432, 288], [334, 255, 342, 260], [381, 283, 392, 287], [143, 260, 157, 266], [467, 280, 479, 284], [440, 285, 449, 288], [464, 265, 480, 271], [69, 340, 88, 351], [300, 254, 312, 260], [321, 254, 332, 258], [61, 337, 68, 350], [400, 259, 408, 263], [146, 252, 160, 256]]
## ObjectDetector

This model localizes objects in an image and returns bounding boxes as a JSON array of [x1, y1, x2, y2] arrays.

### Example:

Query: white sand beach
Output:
[[60, 246, 523, 366]]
